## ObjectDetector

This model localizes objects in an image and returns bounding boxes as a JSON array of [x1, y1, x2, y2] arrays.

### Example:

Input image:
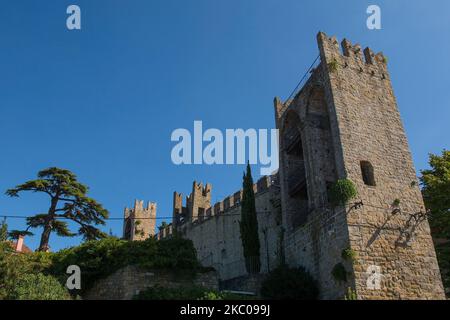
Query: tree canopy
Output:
[[5, 167, 109, 251], [421, 150, 450, 239]]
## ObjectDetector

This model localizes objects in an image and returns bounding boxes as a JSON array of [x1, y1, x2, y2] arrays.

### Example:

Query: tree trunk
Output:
[[38, 223, 52, 252], [38, 196, 58, 252]]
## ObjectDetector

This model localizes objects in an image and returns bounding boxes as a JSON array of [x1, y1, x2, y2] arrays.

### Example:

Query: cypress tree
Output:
[[239, 163, 261, 274]]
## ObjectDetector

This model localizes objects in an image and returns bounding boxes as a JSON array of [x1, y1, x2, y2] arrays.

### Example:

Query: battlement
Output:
[[275, 32, 391, 116], [124, 200, 156, 218], [181, 175, 275, 224], [193, 181, 212, 196], [317, 31, 387, 69], [171, 175, 275, 228], [271, 32, 445, 299], [122, 31, 445, 299]]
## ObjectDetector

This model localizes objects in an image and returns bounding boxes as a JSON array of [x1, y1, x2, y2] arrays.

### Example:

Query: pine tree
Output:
[[6, 167, 109, 251], [239, 163, 261, 274]]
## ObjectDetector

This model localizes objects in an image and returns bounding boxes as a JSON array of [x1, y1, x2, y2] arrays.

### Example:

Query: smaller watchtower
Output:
[[187, 181, 212, 222], [123, 200, 156, 241], [173, 181, 212, 226]]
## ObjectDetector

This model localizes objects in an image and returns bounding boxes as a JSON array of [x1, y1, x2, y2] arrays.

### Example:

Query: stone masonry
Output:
[[274, 32, 444, 299], [167, 176, 282, 281], [124, 32, 445, 299], [123, 200, 156, 241], [83, 266, 218, 300]]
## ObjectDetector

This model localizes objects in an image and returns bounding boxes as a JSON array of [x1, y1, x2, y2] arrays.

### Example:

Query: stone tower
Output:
[[173, 191, 184, 227], [275, 32, 445, 299], [187, 181, 212, 222], [173, 181, 212, 225], [123, 200, 156, 241]]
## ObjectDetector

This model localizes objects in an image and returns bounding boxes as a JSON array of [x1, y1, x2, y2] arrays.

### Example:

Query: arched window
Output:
[[360, 161, 376, 186]]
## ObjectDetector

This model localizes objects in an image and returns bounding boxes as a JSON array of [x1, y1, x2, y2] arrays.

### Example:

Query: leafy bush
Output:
[[329, 179, 358, 206], [48, 236, 200, 293], [341, 248, 357, 262], [1, 236, 201, 299], [0, 242, 54, 299], [9, 273, 71, 300], [133, 285, 207, 300], [260, 266, 319, 300], [392, 198, 401, 207], [153, 237, 199, 269], [331, 263, 347, 283], [133, 285, 250, 300], [344, 287, 357, 300]]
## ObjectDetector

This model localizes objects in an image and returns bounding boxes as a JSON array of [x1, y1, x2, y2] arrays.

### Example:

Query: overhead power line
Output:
[[0, 202, 428, 222], [286, 54, 320, 101], [0, 210, 275, 221]]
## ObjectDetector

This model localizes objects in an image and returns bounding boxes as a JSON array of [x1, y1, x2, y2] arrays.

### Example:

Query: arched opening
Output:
[[360, 161, 376, 186], [282, 110, 309, 227]]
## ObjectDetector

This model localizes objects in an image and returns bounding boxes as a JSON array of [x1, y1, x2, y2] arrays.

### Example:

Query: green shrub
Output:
[[0, 242, 54, 299], [48, 236, 200, 293], [153, 237, 199, 269], [392, 198, 401, 207], [200, 291, 225, 300], [329, 179, 358, 206], [260, 266, 319, 300], [133, 285, 250, 300], [9, 273, 71, 300], [331, 263, 347, 283], [133, 285, 206, 300], [341, 248, 357, 262], [0, 236, 201, 299], [344, 287, 357, 300]]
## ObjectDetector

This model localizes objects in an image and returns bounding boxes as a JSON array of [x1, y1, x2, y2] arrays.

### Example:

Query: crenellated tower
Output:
[[187, 181, 212, 222], [275, 32, 445, 299], [123, 200, 156, 241]]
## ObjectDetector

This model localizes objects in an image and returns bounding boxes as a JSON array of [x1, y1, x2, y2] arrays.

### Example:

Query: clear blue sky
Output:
[[0, 0, 449, 251]]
